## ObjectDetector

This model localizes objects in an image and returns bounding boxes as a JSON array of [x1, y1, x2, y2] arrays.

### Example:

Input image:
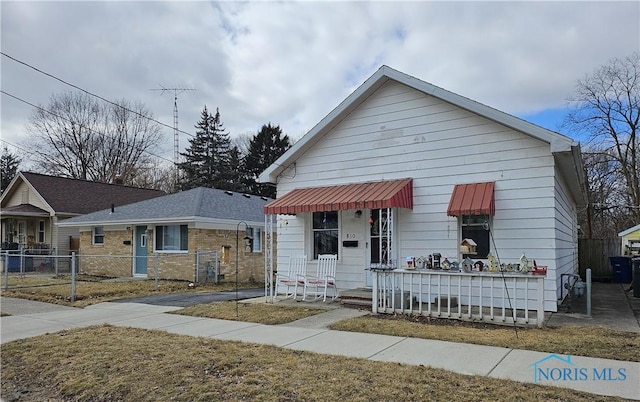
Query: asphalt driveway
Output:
[[112, 288, 266, 307]]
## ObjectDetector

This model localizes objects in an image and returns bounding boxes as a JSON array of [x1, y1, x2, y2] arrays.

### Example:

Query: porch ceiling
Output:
[[264, 178, 413, 215], [0, 204, 49, 218]]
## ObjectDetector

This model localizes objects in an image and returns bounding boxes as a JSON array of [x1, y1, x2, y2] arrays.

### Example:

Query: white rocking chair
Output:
[[303, 254, 338, 302], [275, 255, 307, 299]]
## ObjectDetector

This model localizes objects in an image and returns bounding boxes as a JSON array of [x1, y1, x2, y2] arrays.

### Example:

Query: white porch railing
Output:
[[371, 269, 546, 327]]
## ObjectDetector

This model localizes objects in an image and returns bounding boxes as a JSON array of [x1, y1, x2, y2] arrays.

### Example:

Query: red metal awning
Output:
[[447, 182, 495, 216], [264, 179, 413, 215]]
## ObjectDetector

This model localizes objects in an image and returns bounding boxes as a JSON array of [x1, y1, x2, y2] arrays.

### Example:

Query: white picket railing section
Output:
[[371, 269, 546, 327]]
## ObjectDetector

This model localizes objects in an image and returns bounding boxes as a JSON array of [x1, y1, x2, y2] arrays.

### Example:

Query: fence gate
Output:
[[578, 238, 619, 281], [195, 250, 219, 283]]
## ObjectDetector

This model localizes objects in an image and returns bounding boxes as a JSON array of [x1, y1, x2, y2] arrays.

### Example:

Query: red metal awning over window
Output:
[[447, 182, 495, 216], [264, 179, 413, 215]]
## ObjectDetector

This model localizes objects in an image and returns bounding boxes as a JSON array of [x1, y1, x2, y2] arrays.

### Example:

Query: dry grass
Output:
[[330, 314, 640, 362], [173, 301, 328, 325], [1, 325, 625, 402], [0, 275, 258, 307]]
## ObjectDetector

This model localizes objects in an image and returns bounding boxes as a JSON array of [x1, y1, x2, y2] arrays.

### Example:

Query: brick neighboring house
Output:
[[57, 187, 274, 282], [0, 172, 165, 255]]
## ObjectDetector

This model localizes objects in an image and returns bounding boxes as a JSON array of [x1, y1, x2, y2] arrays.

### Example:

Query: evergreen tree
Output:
[[243, 123, 291, 198], [227, 145, 246, 192], [179, 106, 232, 190], [0, 146, 21, 194]]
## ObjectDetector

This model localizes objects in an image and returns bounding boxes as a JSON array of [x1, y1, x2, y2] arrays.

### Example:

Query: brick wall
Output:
[[78, 230, 133, 277], [78, 227, 276, 283]]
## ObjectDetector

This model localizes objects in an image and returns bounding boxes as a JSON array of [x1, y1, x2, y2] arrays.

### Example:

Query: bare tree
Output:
[[129, 159, 175, 193], [565, 52, 640, 233], [25, 91, 164, 185]]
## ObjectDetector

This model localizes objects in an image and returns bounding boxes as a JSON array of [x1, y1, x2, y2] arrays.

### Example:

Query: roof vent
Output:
[[260, 196, 268, 201], [243, 194, 250, 198], [224, 191, 233, 196]]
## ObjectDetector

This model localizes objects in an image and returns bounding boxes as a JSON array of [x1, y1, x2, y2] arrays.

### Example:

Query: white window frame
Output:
[[246, 227, 262, 252], [154, 224, 188, 253], [460, 215, 491, 259], [92, 226, 105, 245], [309, 211, 339, 260], [38, 220, 46, 243]]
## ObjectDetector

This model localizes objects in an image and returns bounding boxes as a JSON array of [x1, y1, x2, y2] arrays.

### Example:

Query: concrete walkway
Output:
[[1, 296, 638, 400]]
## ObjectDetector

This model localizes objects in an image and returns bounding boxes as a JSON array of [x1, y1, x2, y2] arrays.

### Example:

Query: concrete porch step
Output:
[[340, 288, 373, 308]]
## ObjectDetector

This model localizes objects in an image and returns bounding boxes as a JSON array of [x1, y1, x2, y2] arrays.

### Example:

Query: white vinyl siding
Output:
[[273, 81, 573, 310]]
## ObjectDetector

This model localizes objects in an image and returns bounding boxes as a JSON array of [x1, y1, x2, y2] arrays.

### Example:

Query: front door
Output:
[[134, 226, 148, 276], [366, 208, 393, 287]]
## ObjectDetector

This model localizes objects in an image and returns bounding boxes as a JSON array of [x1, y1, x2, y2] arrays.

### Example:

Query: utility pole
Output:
[[150, 85, 195, 187]]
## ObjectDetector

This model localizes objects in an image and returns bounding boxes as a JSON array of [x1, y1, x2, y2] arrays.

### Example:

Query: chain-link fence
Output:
[[2, 249, 224, 301], [195, 250, 220, 283], [1, 249, 73, 276]]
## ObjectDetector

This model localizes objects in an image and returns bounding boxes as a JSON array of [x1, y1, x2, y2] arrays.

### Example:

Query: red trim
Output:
[[264, 179, 413, 215]]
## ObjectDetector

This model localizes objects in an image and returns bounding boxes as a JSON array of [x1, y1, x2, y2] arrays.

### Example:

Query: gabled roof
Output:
[[619, 224, 640, 237], [58, 187, 273, 227], [0, 172, 165, 215], [258, 65, 587, 205]]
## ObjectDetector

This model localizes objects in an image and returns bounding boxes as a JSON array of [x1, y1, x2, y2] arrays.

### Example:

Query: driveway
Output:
[[112, 288, 266, 307]]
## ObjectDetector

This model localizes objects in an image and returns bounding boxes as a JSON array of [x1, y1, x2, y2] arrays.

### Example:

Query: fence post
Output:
[[54, 248, 59, 276], [586, 268, 592, 317], [154, 253, 159, 290], [70, 252, 76, 302], [195, 250, 200, 283], [19, 246, 24, 277], [4, 252, 9, 291]]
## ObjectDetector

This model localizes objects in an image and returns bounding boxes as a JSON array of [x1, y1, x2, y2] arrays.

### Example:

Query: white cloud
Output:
[[1, 1, 638, 165]]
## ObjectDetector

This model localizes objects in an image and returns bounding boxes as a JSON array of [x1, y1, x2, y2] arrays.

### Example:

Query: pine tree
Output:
[[179, 107, 232, 190], [227, 146, 246, 192], [243, 123, 291, 198], [0, 147, 21, 194]]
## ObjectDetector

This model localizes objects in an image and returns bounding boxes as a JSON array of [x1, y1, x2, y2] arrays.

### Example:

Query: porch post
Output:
[[371, 270, 378, 313], [536, 276, 545, 327]]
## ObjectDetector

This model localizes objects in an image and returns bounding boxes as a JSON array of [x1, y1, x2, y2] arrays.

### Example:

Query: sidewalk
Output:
[[1, 296, 638, 400]]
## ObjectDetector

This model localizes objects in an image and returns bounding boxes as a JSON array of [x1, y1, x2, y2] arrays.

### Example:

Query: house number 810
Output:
[[346, 233, 356, 239]]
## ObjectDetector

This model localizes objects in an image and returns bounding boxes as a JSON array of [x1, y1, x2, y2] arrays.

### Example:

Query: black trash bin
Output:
[[610, 256, 632, 283], [633, 257, 640, 298]]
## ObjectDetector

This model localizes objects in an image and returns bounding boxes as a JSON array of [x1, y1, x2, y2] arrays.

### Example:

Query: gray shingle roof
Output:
[[58, 187, 273, 226]]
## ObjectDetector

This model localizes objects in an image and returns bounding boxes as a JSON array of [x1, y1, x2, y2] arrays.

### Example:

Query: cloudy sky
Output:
[[1, 1, 639, 168]]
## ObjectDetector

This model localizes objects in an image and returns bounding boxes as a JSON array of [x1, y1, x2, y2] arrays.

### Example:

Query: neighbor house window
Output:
[[461, 215, 490, 258], [38, 220, 46, 243], [312, 211, 338, 260], [155, 224, 188, 252], [246, 227, 262, 252], [93, 226, 104, 245]]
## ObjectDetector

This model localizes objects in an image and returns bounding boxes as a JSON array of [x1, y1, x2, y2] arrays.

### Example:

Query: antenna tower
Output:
[[150, 85, 196, 167]]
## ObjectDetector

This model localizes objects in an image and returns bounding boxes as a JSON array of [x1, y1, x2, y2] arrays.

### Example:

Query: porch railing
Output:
[[371, 269, 546, 327]]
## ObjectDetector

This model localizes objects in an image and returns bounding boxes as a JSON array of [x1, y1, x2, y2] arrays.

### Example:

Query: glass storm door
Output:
[[366, 208, 393, 287]]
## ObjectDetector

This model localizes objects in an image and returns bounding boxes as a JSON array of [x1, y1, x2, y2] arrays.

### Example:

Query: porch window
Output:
[[155, 224, 188, 252], [461, 215, 490, 258], [312, 211, 338, 259], [246, 227, 262, 252], [93, 226, 104, 245], [38, 220, 45, 243]]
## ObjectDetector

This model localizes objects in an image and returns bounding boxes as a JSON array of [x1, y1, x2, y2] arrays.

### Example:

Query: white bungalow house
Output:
[[260, 66, 587, 326]]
